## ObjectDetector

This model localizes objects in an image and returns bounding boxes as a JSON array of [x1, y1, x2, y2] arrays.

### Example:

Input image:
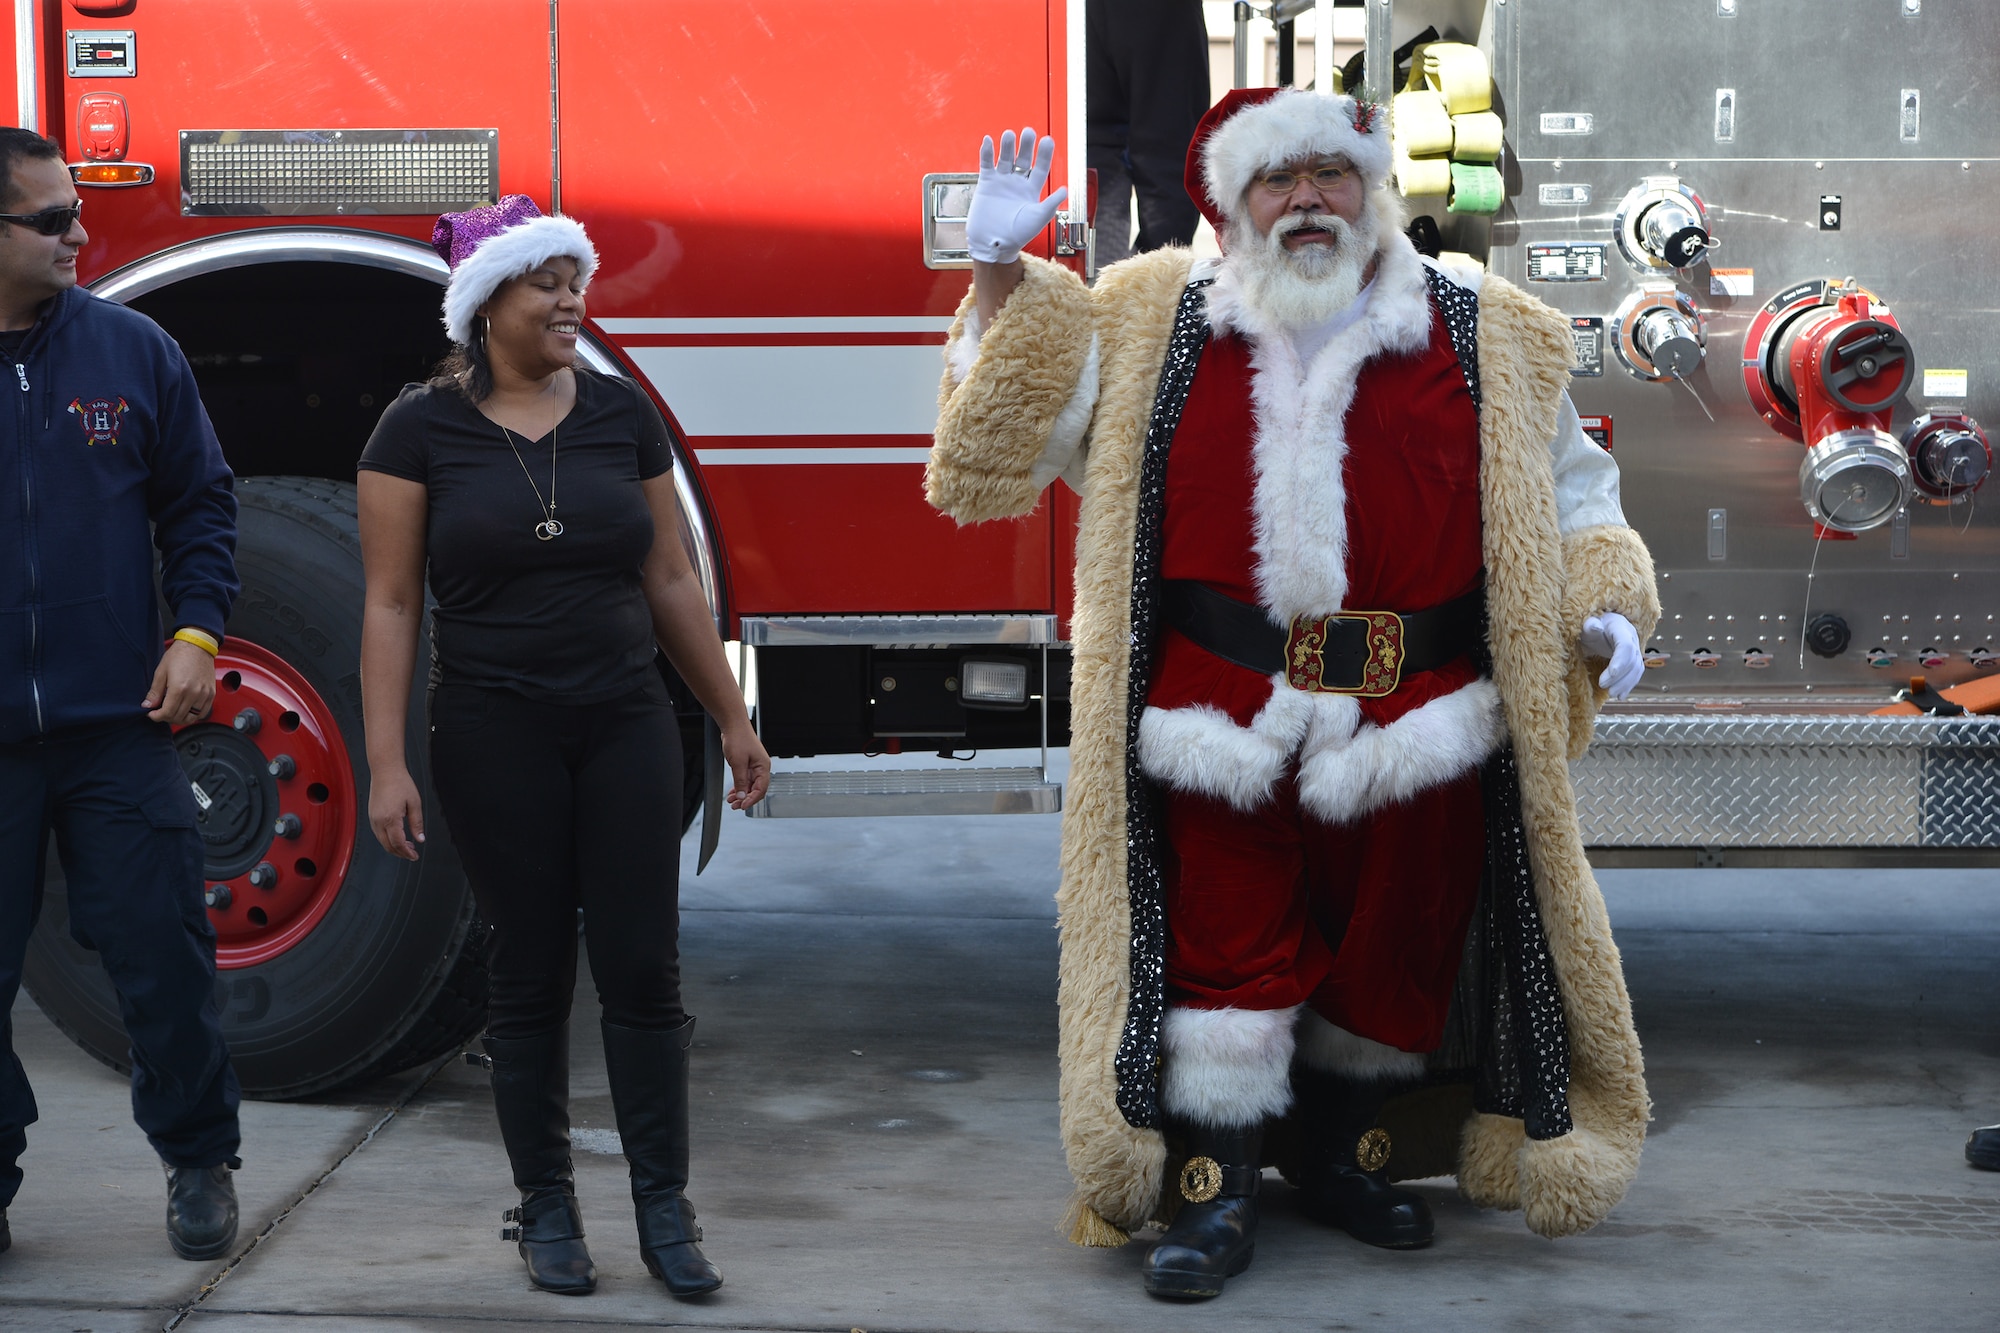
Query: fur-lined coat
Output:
[[926, 244, 1660, 1244]]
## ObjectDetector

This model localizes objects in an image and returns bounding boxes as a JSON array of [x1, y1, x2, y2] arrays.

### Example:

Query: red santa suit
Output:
[[1145, 243, 1494, 1084]]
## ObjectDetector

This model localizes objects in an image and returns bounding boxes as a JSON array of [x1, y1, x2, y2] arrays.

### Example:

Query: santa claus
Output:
[[927, 88, 1658, 1300]]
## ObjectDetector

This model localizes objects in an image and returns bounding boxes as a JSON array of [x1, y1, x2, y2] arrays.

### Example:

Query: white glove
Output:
[[967, 128, 1068, 265], [1579, 611, 1645, 700]]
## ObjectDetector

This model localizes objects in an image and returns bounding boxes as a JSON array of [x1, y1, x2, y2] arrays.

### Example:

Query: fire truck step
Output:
[[748, 767, 1062, 819]]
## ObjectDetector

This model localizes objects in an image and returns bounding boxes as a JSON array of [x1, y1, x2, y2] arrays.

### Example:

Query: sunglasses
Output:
[[0, 201, 81, 235]]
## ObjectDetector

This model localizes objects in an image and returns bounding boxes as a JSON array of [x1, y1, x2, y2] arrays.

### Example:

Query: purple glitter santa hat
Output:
[[433, 194, 599, 345]]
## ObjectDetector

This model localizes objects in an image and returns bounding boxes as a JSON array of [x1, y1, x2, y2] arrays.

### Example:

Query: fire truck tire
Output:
[[21, 477, 488, 1099]]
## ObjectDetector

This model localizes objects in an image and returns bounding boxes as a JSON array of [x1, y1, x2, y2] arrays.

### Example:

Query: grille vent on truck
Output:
[[179, 129, 498, 216]]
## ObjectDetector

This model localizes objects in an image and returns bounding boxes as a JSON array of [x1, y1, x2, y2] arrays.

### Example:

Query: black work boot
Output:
[[485, 1028, 596, 1295], [164, 1161, 239, 1260], [1968, 1124, 2000, 1171], [1141, 1122, 1262, 1300], [601, 1017, 722, 1297], [1294, 1068, 1433, 1249]]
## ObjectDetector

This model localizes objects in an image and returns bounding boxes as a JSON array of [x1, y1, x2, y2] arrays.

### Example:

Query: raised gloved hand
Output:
[[1580, 612, 1645, 700], [967, 128, 1068, 265]]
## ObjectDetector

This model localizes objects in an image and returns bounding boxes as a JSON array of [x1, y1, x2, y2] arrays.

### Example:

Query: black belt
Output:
[[1162, 579, 1486, 698]]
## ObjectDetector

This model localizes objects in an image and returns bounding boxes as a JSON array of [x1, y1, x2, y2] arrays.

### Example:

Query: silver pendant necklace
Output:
[[495, 376, 564, 540]]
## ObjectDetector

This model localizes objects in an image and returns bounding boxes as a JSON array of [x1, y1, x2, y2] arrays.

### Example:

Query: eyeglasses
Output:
[[0, 202, 81, 236], [1253, 164, 1352, 195]]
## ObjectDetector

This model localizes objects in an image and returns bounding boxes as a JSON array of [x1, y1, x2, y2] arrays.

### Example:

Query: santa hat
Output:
[[433, 194, 600, 346], [1186, 87, 1392, 236]]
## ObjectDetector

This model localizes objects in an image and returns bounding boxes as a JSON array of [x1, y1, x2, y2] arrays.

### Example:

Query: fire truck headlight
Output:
[[959, 658, 1030, 709]]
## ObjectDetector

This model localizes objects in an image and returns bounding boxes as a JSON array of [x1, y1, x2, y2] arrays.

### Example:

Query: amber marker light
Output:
[[69, 162, 155, 187]]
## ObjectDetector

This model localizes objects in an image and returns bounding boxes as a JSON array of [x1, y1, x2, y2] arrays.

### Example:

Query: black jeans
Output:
[[1087, 0, 1209, 262], [429, 678, 685, 1040], [0, 717, 242, 1208]]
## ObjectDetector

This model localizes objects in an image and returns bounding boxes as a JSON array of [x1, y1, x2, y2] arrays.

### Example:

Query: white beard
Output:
[[1223, 204, 1382, 332]]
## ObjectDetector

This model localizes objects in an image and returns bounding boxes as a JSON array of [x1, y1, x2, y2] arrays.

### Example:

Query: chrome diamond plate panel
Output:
[[1573, 715, 2000, 846]]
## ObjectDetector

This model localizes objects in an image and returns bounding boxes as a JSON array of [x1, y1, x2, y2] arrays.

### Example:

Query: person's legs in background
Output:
[[1088, 0, 1209, 260]]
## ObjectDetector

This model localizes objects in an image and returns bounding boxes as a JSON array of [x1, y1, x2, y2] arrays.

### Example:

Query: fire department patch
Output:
[[68, 396, 130, 446]]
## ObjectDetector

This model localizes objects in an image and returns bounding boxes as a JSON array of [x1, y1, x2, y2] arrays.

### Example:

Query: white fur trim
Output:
[[441, 215, 601, 345], [1203, 228, 1431, 625], [1202, 90, 1394, 231], [1029, 334, 1099, 493], [1296, 678, 1506, 826], [1135, 684, 1313, 810], [1295, 1008, 1428, 1080], [1137, 678, 1499, 820], [1159, 1005, 1301, 1128]]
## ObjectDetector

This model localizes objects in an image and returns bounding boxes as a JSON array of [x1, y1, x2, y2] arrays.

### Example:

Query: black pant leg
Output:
[[1098, 0, 1209, 251], [428, 686, 582, 1041], [0, 739, 52, 1207], [574, 682, 685, 1032], [1089, 146, 1136, 266], [50, 720, 240, 1169]]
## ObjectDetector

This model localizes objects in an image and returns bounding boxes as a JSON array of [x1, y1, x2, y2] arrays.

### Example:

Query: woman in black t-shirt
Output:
[[357, 197, 767, 1301]]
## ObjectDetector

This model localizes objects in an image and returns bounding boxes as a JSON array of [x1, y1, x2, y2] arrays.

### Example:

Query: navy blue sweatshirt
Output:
[[0, 285, 237, 742]]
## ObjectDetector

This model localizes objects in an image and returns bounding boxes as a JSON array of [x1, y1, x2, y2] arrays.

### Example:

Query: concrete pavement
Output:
[[2, 765, 1996, 1331]]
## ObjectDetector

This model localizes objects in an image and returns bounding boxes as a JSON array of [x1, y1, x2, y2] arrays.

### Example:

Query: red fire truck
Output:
[[17, 0, 1088, 1096]]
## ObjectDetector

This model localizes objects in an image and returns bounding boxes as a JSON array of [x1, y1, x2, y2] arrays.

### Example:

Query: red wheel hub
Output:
[[173, 639, 357, 968]]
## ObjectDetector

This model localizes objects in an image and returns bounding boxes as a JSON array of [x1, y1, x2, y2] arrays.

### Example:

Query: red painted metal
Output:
[[187, 639, 358, 970], [55, 0, 1078, 625], [65, 0, 554, 286]]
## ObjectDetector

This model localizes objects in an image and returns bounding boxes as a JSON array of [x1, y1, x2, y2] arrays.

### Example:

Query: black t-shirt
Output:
[[358, 368, 675, 703]]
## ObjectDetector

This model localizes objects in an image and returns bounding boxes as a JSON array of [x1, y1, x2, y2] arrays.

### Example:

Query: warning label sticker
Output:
[[1578, 415, 1613, 450], [1527, 242, 1606, 282], [1710, 268, 1754, 297], [1570, 317, 1604, 377], [1924, 368, 1969, 398]]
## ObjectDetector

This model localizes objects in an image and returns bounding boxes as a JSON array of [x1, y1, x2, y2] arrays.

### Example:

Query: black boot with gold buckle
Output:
[[1294, 1069, 1433, 1249], [1141, 1123, 1262, 1301]]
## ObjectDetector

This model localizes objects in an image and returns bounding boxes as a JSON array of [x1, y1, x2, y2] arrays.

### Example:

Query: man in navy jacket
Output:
[[0, 129, 242, 1261]]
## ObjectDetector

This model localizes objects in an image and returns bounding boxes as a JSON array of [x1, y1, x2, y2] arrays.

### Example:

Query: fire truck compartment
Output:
[[755, 646, 1071, 757]]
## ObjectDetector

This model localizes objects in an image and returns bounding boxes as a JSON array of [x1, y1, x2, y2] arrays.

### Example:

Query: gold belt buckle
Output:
[[1285, 611, 1405, 697]]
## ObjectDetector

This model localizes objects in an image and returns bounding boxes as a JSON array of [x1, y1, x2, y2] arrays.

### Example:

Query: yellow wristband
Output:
[[173, 627, 220, 657]]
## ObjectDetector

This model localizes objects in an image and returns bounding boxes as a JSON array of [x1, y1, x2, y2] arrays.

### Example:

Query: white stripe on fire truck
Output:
[[599, 316, 955, 334], [694, 448, 933, 466], [626, 345, 944, 437]]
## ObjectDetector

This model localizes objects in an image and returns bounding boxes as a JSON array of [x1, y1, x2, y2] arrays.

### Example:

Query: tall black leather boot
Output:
[[1141, 1122, 1262, 1300], [601, 1016, 723, 1297], [1294, 1068, 1433, 1249], [485, 1028, 596, 1295]]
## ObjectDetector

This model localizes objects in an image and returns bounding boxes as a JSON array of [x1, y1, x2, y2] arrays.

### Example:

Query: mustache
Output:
[[1270, 212, 1347, 241]]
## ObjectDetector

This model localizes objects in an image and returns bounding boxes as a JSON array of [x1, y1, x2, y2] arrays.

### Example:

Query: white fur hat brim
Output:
[[1200, 89, 1393, 231], [440, 214, 600, 345]]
